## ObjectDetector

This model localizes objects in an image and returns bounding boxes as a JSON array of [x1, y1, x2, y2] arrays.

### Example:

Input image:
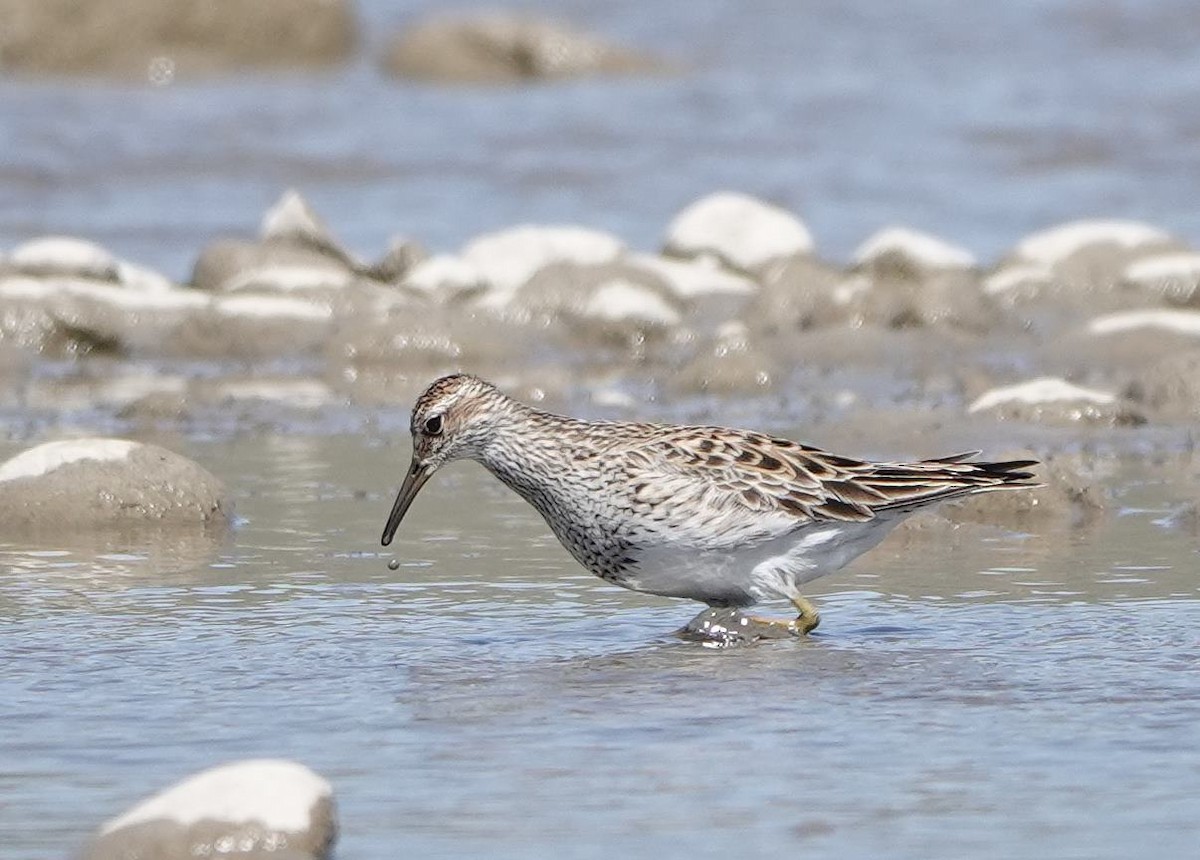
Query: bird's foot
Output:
[[679, 607, 811, 647]]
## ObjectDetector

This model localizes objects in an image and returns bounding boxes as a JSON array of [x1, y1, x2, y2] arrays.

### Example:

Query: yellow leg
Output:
[[790, 594, 821, 634]]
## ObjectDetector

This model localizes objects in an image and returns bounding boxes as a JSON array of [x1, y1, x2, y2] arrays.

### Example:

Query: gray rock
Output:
[[512, 260, 685, 345], [381, 13, 663, 84], [745, 257, 996, 334], [0, 0, 356, 78], [328, 302, 525, 382], [987, 219, 1188, 314], [401, 254, 488, 302], [81, 759, 335, 860], [852, 227, 977, 276], [967, 377, 1145, 426], [738, 256, 844, 335], [1121, 252, 1200, 307], [846, 269, 997, 332], [259, 189, 360, 271], [191, 238, 350, 293], [170, 294, 334, 359], [671, 322, 778, 395], [1125, 349, 1200, 421], [0, 438, 229, 532], [362, 236, 429, 284], [946, 452, 1106, 530], [43, 280, 210, 355]]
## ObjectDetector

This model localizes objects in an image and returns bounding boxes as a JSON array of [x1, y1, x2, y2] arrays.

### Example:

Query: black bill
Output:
[[381, 460, 432, 546]]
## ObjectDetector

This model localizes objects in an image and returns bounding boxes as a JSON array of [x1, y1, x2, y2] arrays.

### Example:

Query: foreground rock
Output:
[[0, 438, 229, 532], [0, 0, 356, 78], [381, 13, 663, 83], [82, 759, 336, 860]]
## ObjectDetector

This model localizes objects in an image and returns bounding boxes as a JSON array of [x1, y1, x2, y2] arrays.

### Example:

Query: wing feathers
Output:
[[642, 428, 1038, 526]]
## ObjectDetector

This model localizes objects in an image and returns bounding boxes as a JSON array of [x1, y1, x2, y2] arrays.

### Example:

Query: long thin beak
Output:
[[381, 459, 433, 546]]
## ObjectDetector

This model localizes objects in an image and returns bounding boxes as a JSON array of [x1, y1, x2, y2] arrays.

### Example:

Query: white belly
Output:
[[620, 516, 903, 606]]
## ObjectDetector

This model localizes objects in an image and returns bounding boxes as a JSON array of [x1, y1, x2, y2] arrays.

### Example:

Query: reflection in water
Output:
[[0, 529, 226, 618]]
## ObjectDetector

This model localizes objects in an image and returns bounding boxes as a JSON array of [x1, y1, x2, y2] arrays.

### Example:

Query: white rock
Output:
[[115, 260, 177, 293], [1123, 252, 1200, 283], [220, 264, 354, 293], [982, 263, 1055, 295], [583, 279, 681, 326], [10, 236, 119, 280], [100, 759, 332, 835], [1013, 220, 1173, 266], [213, 294, 333, 321], [664, 192, 814, 272], [462, 225, 624, 294], [0, 276, 64, 300], [630, 253, 756, 297], [0, 439, 137, 483], [968, 377, 1116, 414], [262, 190, 321, 240], [591, 388, 636, 409], [63, 280, 210, 310], [853, 226, 976, 270], [402, 253, 486, 297], [217, 379, 335, 409], [832, 274, 872, 304], [1088, 309, 1200, 337]]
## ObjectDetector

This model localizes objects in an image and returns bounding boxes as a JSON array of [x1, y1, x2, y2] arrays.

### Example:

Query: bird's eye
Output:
[[423, 414, 444, 436]]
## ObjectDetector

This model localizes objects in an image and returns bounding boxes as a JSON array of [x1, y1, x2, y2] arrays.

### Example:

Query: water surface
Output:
[[2, 434, 1197, 858]]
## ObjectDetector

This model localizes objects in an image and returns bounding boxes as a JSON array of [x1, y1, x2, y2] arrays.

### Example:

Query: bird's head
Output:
[[381, 374, 506, 546]]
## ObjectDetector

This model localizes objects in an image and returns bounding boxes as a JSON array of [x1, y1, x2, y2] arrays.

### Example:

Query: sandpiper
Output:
[[382, 374, 1037, 638]]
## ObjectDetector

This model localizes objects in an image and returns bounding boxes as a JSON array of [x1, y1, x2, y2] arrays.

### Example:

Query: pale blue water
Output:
[[3, 0, 1200, 279], [1, 435, 1198, 858]]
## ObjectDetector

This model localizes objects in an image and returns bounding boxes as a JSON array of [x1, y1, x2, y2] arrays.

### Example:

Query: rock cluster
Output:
[[5, 188, 1200, 426]]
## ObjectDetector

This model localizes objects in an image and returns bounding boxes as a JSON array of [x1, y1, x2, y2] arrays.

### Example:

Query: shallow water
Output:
[[2, 432, 1198, 858], [4, 0, 1200, 278]]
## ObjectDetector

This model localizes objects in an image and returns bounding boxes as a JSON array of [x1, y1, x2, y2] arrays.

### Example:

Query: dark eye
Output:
[[423, 414, 444, 436]]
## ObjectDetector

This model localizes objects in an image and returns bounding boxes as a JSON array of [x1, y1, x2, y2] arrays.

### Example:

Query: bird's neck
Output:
[[477, 406, 592, 509]]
